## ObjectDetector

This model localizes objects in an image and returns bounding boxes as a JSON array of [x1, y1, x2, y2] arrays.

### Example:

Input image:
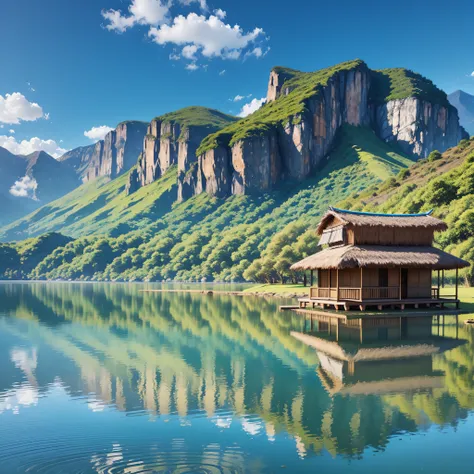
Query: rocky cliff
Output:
[[187, 61, 467, 200], [372, 98, 467, 157], [125, 107, 236, 199], [193, 61, 372, 198], [369, 69, 468, 157], [60, 121, 147, 182]]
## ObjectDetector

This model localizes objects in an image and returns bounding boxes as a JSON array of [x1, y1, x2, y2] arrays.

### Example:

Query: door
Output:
[[378, 269, 389, 298], [401, 268, 408, 299]]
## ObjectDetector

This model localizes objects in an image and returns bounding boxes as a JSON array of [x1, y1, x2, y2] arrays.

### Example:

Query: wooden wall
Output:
[[338, 268, 361, 288], [351, 225, 434, 246], [407, 269, 432, 297]]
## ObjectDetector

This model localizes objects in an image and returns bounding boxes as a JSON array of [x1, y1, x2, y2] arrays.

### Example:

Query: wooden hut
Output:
[[291, 207, 469, 311]]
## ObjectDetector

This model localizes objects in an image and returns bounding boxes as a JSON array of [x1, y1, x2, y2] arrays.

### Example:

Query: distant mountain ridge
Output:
[[0, 147, 80, 226], [448, 90, 474, 136]]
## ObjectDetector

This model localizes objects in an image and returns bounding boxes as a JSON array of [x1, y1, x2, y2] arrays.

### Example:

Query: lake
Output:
[[0, 282, 473, 473]]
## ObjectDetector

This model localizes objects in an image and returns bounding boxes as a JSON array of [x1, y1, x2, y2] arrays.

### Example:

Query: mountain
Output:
[[59, 120, 148, 182], [0, 59, 469, 282], [448, 90, 474, 136], [0, 147, 80, 226]]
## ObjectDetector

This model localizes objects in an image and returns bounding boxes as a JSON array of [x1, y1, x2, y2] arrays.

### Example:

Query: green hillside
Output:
[[0, 167, 177, 241], [339, 136, 474, 283], [0, 125, 413, 282]]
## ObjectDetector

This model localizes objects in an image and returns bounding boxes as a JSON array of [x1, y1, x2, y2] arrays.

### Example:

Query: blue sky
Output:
[[1, 0, 473, 157]]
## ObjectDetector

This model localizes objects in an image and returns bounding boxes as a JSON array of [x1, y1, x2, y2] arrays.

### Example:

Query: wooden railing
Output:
[[362, 286, 400, 300], [338, 288, 361, 300], [310, 286, 399, 301], [309, 286, 455, 301]]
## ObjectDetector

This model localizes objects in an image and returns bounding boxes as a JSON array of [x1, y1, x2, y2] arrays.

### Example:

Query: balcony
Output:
[[309, 286, 452, 302]]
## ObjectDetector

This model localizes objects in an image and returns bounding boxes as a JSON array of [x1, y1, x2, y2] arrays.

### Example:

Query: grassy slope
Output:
[[370, 68, 450, 106], [0, 167, 177, 241], [0, 125, 413, 282]]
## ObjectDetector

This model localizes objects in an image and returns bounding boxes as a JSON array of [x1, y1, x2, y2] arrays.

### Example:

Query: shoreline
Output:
[[139, 288, 304, 299]]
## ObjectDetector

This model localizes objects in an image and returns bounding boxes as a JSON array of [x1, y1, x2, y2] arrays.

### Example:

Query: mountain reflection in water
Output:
[[0, 282, 473, 473]]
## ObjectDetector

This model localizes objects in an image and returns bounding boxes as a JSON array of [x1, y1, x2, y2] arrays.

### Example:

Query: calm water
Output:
[[0, 282, 473, 473]]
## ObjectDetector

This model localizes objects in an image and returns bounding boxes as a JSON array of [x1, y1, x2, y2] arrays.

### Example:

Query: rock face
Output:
[[372, 98, 468, 157], [127, 118, 220, 201], [60, 121, 147, 182]]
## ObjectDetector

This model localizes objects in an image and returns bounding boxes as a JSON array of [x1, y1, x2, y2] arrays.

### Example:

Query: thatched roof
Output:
[[291, 245, 470, 270], [317, 207, 447, 235]]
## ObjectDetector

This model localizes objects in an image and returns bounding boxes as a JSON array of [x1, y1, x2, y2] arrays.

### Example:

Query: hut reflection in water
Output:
[[292, 312, 465, 396]]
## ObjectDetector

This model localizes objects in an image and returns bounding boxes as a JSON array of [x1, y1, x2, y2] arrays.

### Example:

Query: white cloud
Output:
[[9, 129, 15, 134], [10, 176, 38, 200], [232, 94, 252, 102], [238, 97, 266, 117], [471, 71, 474, 77], [185, 62, 199, 71], [148, 13, 264, 59], [244, 46, 270, 60], [102, 0, 169, 33], [0, 135, 67, 158], [169, 51, 181, 60], [84, 125, 114, 141], [182, 44, 198, 60], [214, 8, 226, 19], [178, 0, 208, 11], [249, 47, 262, 58], [0, 92, 44, 124]]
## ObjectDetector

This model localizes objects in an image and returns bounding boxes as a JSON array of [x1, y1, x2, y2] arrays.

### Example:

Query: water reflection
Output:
[[0, 282, 473, 473]]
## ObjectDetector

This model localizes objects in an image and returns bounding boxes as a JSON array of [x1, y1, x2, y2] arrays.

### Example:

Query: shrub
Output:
[[397, 168, 410, 180], [428, 150, 442, 162]]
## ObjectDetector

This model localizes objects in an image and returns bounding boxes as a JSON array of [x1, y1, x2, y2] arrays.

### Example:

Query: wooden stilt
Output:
[[437, 269, 440, 299], [455, 267, 459, 302]]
